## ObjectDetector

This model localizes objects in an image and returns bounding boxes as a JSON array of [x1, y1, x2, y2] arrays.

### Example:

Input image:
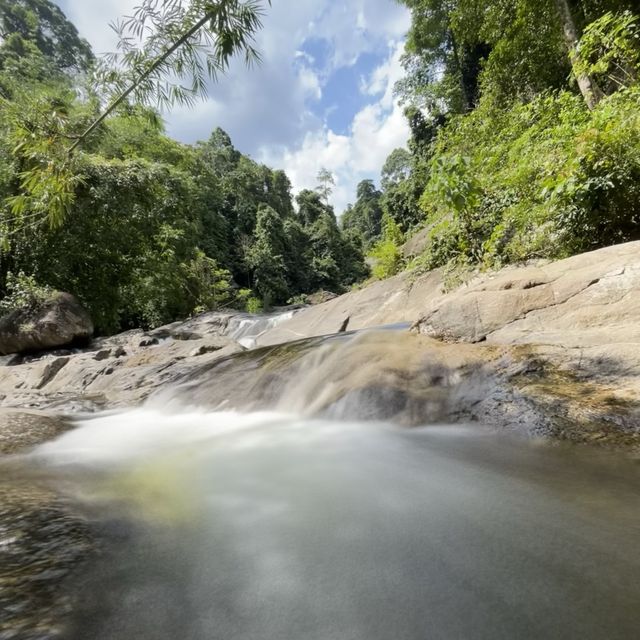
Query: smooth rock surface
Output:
[[257, 269, 444, 346], [413, 241, 640, 347]]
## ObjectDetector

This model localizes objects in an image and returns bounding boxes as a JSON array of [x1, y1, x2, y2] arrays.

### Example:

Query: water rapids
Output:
[[22, 404, 640, 640]]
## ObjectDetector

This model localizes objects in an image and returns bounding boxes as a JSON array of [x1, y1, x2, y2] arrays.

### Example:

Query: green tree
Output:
[[0, 0, 94, 73], [341, 179, 383, 245], [6, 0, 271, 230], [315, 167, 335, 205], [296, 189, 330, 227], [247, 204, 289, 305]]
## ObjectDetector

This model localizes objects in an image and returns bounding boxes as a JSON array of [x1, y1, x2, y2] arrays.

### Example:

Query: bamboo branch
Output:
[[67, 11, 212, 155]]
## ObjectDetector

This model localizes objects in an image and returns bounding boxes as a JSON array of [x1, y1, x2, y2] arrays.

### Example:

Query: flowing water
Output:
[[226, 310, 296, 349], [2, 328, 640, 639]]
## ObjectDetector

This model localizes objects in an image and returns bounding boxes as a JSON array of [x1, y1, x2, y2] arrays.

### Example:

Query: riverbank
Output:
[[1, 241, 640, 451]]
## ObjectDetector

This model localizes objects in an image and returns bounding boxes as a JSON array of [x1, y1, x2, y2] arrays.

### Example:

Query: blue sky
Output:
[[54, 0, 411, 213]]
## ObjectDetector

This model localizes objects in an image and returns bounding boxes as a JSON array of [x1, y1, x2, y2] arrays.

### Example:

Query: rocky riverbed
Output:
[[1, 242, 640, 639], [2, 241, 640, 450]]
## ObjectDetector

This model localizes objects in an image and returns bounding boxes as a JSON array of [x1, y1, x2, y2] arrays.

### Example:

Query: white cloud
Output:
[[56, 0, 133, 53], [54, 0, 411, 212], [260, 41, 410, 215]]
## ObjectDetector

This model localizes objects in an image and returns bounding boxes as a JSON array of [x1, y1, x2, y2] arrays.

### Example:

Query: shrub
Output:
[[368, 215, 406, 279], [0, 271, 53, 315], [416, 85, 640, 270]]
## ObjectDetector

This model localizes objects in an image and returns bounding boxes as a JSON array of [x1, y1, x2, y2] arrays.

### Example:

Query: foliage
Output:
[[341, 179, 383, 246], [315, 167, 335, 205], [0, 0, 94, 73], [574, 10, 640, 92], [415, 86, 640, 270], [95, 0, 270, 110], [246, 204, 289, 306], [2, 0, 271, 229], [368, 215, 405, 280], [0, 1, 370, 332], [244, 295, 263, 314], [0, 270, 52, 315], [362, 1, 640, 282]]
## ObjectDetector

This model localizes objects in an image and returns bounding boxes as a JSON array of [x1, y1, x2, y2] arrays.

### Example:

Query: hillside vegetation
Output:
[[0, 0, 366, 333], [1, 0, 639, 334], [340, 1, 640, 279]]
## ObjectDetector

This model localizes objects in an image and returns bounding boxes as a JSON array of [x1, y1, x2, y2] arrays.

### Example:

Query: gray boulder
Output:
[[0, 292, 93, 356]]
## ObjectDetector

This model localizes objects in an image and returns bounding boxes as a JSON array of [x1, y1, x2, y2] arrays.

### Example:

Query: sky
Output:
[[54, 0, 412, 214]]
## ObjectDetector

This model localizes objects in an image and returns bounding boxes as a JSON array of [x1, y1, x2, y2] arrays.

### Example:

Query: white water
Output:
[[227, 310, 295, 349], [28, 408, 640, 640]]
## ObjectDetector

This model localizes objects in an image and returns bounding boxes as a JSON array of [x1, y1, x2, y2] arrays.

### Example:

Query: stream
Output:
[[1, 324, 640, 639]]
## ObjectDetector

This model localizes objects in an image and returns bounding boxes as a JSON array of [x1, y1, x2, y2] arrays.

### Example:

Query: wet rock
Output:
[[189, 344, 222, 357], [0, 409, 71, 454], [257, 269, 444, 347], [138, 337, 159, 347], [93, 349, 111, 361], [170, 331, 202, 341]]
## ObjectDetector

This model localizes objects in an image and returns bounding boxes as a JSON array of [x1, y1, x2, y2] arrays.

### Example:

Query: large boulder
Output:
[[0, 292, 93, 355], [413, 241, 640, 347]]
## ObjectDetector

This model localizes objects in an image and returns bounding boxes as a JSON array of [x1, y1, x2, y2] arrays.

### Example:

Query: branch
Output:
[[67, 11, 212, 155]]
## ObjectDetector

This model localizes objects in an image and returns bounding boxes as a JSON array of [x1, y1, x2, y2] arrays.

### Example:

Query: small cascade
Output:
[[226, 309, 296, 349]]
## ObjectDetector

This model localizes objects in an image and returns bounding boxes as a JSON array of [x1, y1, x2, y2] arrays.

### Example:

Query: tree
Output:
[[341, 179, 383, 245], [396, 0, 622, 111], [247, 204, 289, 305], [71, 0, 271, 154], [0, 0, 94, 73], [554, 0, 604, 108], [296, 189, 331, 227], [0, 0, 379, 331], [315, 167, 335, 205], [6, 0, 272, 230]]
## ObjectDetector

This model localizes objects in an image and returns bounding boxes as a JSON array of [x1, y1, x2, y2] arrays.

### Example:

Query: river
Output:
[[2, 326, 640, 639]]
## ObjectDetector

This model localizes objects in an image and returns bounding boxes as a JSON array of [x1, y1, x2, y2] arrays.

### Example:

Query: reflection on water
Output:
[[21, 409, 640, 640]]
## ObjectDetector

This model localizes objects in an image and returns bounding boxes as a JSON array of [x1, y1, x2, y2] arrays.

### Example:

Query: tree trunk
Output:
[[554, 0, 603, 109], [449, 30, 472, 112]]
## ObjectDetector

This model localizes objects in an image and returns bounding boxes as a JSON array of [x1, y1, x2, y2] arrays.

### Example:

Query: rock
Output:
[[257, 269, 444, 346], [338, 316, 350, 332], [113, 346, 127, 358], [93, 349, 111, 361], [307, 290, 339, 305], [1, 242, 640, 452], [0, 292, 93, 356], [35, 357, 69, 390], [138, 337, 159, 347], [176, 332, 202, 341], [189, 344, 222, 357], [0, 410, 71, 455], [413, 242, 640, 347], [402, 225, 432, 259]]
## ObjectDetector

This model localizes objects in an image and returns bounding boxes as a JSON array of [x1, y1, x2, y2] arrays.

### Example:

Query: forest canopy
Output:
[[0, 0, 367, 333]]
